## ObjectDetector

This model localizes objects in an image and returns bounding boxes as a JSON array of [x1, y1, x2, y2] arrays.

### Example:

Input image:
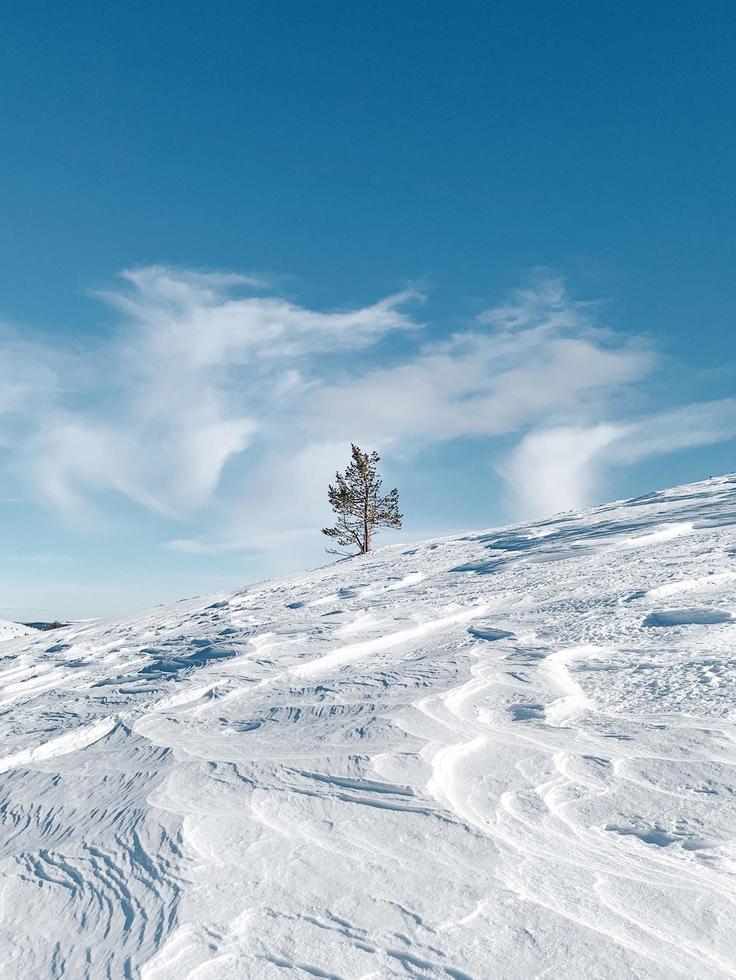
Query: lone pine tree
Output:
[[322, 444, 403, 555]]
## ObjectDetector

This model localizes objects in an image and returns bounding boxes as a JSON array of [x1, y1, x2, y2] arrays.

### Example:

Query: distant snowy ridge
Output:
[[0, 619, 37, 642], [2, 474, 736, 978]]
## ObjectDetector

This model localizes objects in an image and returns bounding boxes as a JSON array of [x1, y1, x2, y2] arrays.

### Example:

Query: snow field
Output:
[[2, 476, 736, 977]]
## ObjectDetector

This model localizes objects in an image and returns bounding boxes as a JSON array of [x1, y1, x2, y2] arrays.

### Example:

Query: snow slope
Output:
[[0, 619, 36, 643], [2, 475, 736, 978]]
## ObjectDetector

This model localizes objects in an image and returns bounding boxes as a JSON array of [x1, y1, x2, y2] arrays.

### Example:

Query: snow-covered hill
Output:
[[2, 475, 736, 978], [0, 619, 36, 643]]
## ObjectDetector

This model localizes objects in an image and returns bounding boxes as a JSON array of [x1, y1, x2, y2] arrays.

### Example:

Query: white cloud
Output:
[[500, 399, 736, 519], [2, 267, 736, 566], [615, 399, 736, 462], [499, 424, 624, 518], [0, 326, 60, 423], [165, 441, 344, 562], [6, 268, 422, 521], [306, 277, 654, 445]]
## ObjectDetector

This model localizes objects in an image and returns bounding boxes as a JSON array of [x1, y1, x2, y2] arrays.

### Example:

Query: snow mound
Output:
[[3, 474, 736, 978], [0, 618, 37, 643]]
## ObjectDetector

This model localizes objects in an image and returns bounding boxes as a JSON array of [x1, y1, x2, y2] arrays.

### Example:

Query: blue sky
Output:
[[1, 1, 736, 620]]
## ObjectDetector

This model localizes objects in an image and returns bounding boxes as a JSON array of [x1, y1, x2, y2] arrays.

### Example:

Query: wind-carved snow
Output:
[[3, 476, 736, 978]]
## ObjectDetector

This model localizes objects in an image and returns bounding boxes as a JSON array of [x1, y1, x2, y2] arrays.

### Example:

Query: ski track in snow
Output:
[[3, 476, 736, 978]]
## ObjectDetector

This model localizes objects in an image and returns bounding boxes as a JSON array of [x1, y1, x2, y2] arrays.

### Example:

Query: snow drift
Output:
[[2, 475, 736, 978]]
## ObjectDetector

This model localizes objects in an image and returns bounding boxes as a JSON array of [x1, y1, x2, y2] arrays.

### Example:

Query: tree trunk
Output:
[[363, 474, 371, 552]]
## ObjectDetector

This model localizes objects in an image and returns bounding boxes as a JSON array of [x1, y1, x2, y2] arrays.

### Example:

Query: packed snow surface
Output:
[[3, 476, 736, 978]]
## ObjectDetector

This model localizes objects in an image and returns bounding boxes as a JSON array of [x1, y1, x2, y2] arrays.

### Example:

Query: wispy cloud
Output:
[[6, 268, 421, 522], [1, 267, 735, 563], [307, 276, 654, 445], [0, 325, 60, 424], [501, 399, 736, 518]]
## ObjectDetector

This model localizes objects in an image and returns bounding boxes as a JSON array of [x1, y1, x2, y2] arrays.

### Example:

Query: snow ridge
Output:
[[2, 475, 736, 977]]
